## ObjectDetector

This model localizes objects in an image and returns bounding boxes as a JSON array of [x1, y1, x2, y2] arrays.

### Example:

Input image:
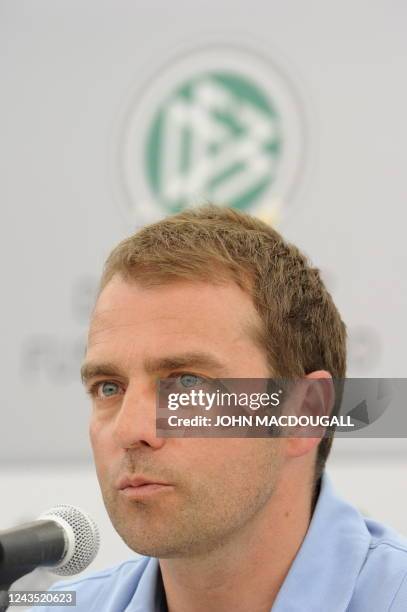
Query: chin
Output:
[[120, 536, 191, 559]]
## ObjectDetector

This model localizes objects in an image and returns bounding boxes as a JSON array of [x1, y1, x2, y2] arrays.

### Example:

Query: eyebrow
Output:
[[80, 352, 228, 385]]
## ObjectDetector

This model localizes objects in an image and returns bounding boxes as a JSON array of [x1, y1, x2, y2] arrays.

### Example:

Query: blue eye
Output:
[[179, 374, 204, 388], [98, 381, 120, 398]]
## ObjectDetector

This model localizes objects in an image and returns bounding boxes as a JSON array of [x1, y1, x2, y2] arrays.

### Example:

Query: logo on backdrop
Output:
[[118, 44, 306, 224]]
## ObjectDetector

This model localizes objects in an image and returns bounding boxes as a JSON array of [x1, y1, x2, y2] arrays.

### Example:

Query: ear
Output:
[[284, 370, 335, 459]]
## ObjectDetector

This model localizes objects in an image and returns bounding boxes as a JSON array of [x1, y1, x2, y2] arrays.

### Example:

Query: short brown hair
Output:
[[100, 205, 346, 480]]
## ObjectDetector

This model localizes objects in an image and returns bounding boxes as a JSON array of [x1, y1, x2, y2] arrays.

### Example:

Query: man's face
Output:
[[84, 275, 284, 558]]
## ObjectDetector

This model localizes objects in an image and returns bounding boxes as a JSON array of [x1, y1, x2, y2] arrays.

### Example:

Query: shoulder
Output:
[[365, 516, 407, 575], [28, 556, 151, 611], [351, 518, 407, 612], [308, 474, 407, 612]]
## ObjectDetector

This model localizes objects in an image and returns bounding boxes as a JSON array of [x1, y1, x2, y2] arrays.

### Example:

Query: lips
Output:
[[116, 475, 171, 490]]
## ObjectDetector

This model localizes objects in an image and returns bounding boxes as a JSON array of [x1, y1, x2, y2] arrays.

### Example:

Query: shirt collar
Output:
[[271, 472, 371, 611], [126, 556, 164, 612], [127, 472, 371, 612]]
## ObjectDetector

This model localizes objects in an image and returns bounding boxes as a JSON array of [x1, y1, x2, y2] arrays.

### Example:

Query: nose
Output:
[[112, 381, 165, 450]]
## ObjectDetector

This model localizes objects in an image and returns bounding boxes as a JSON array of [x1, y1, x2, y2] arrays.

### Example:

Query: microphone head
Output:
[[38, 505, 100, 576]]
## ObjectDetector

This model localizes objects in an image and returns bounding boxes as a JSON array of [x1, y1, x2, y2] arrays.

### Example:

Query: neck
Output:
[[159, 469, 317, 612]]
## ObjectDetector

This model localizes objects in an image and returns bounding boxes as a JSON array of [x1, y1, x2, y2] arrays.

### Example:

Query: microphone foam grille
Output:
[[41, 505, 100, 576]]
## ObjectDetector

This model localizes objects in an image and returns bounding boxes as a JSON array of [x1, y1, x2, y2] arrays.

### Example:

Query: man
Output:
[[34, 205, 406, 611]]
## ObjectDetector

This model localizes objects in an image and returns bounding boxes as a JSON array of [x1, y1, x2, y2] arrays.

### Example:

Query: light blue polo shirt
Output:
[[30, 473, 407, 611]]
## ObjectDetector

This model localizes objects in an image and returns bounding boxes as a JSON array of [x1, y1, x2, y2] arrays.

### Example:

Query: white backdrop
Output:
[[1, 0, 406, 593]]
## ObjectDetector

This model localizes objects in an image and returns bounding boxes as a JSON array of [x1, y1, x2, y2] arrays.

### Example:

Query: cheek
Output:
[[89, 422, 116, 490], [89, 417, 112, 465], [88, 417, 99, 451], [213, 440, 281, 483], [186, 440, 276, 482]]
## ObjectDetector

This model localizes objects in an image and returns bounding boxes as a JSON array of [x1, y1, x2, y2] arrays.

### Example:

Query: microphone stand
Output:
[[0, 584, 10, 612], [0, 520, 66, 611]]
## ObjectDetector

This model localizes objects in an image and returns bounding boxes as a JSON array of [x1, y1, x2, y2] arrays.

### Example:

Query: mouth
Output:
[[116, 475, 174, 499]]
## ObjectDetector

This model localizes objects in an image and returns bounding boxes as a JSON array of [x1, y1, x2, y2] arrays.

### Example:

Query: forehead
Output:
[[86, 276, 263, 356]]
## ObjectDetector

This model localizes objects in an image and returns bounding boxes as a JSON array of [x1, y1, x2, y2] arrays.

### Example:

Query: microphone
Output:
[[0, 505, 100, 587]]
